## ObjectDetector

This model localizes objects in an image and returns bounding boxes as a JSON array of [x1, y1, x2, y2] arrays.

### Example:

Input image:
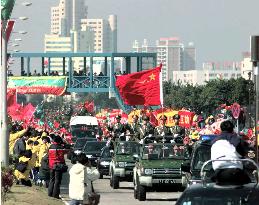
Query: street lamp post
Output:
[[1, 20, 9, 166], [1, 0, 31, 166], [248, 71, 252, 128]]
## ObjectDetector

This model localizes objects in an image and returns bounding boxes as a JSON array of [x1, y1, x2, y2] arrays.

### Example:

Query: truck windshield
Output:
[[142, 144, 186, 160], [84, 142, 107, 153], [74, 138, 88, 149], [116, 142, 140, 155], [71, 124, 98, 138]]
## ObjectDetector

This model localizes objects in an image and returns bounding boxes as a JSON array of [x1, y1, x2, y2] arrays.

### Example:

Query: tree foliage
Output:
[[163, 78, 255, 115]]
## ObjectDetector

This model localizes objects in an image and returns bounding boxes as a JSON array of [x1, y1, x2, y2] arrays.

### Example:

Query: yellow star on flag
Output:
[[149, 73, 156, 81]]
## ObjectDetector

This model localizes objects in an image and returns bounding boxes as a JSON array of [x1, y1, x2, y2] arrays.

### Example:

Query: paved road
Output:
[[60, 168, 182, 205]]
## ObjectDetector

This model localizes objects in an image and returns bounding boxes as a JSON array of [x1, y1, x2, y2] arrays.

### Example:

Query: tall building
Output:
[[133, 37, 196, 81], [51, 0, 87, 36], [183, 42, 196, 70], [173, 61, 241, 85], [81, 15, 117, 52], [240, 52, 253, 80], [45, 0, 118, 73]]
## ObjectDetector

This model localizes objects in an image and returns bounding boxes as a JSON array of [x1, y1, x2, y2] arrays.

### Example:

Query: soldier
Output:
[[138, 115, 154, 141], [108, 115, 126, 140], [170, 114, 185, 138], [154, 115, 171, 136], [127, 115, 141, 141]]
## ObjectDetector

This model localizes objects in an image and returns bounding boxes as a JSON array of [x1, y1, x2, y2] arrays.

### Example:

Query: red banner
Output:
[[178, 110, 195, 128]]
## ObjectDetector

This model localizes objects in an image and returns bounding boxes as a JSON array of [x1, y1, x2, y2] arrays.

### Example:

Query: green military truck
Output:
[[109, 141, 141, 189], [133, 142, 190, 201]]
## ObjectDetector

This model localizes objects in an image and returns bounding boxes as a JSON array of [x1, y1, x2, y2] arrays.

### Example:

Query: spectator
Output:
[[39, 153, 50, 188], [99, 72, 104, 76], [69, 153, 89, 205], [48, 135, 68, 199], [14, 149, 33, 187], [33, 69, 37, 76], [211, 120, 251, 185], [13, 130, 30, 159]]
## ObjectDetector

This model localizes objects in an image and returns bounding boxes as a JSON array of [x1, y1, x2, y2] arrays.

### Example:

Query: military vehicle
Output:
[[133, 137, 190, 201], [109, 141, 141, 189]]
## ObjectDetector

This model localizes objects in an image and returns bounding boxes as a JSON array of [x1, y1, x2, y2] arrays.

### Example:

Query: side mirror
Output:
[[110, 150, 114, 157], [133, 154, 139, 161], [181, 162, 191, 173]]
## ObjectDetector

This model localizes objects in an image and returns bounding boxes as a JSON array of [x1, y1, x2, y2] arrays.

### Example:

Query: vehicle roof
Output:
[[184, 183, 259, 194], [70, 116, 98, 126]]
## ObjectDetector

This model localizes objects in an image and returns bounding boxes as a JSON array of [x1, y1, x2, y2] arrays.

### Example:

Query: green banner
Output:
[[8, 76, 68, 96]]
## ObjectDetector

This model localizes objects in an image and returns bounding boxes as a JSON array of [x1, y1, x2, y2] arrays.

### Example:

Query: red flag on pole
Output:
[[84, 101, 95, 113], [7, 88, 16, 107], [115, 65, 163, 106]]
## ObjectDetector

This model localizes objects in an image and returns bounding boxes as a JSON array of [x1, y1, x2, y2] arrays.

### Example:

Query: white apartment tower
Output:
[[133, 37, 192, 81], [81, 15, 117, 52], [51, 0, 87, 36]]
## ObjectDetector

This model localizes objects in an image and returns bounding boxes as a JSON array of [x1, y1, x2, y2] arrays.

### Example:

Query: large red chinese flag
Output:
[[115, 65, 163, 106]]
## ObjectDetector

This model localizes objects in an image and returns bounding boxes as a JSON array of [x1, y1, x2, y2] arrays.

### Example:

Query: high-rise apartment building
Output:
[[81, 15, 117, 53], [45, 0, 118, 73], [51, 0, 87, 36], [133, 37, 195, 81]]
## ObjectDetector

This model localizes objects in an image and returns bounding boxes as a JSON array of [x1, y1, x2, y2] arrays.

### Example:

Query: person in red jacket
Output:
[[48, 135, 68, 199]]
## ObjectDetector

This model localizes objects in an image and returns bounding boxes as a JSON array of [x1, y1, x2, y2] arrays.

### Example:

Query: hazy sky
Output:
[[10, 0, 259, 68]]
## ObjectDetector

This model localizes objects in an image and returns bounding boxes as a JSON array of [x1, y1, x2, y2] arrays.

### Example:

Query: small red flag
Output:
[[84, 101, 95, 113], [115, 66, 163, 106], [7, 88, 16, 107]]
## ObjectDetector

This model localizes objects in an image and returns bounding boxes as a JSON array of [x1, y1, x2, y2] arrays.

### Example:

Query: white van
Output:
[[70, 115, 101, 142]]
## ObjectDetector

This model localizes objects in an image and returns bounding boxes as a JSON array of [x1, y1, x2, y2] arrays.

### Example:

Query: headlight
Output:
[[74, 150, 82, 155], [144, 168, 153, 175], [116, 162, 125, 168], [100, 161, 110, 166]]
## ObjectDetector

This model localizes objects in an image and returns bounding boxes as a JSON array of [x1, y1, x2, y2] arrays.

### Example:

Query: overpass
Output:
[[10, 52, 157, 112]]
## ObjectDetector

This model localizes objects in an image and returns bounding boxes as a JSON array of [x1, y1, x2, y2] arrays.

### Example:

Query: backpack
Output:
[[16, 161, 28, 173]]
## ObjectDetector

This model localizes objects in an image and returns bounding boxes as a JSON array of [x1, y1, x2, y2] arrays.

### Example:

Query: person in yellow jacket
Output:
[[38, 136, 50, 167], [14, 150, 33, 187], [9, 126, 27, 155]]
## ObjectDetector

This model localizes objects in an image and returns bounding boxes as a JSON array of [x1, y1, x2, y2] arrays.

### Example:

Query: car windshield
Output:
[[193, 145, 212, 170], [84, 142, 106, 153], [74, 138, 87, 149], [101, 147, 112, 158], [142, 143, 186, 160], [116, 142, 140, 155]]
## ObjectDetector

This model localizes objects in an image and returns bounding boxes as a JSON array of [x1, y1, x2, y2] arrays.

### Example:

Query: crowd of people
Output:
[[6, 101, 258, 204]]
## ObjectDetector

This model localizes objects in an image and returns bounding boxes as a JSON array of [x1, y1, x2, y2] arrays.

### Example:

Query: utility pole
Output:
[[1, 0, 16, 166], [251, 35, 259, 164], [1, 20, 9, 166]]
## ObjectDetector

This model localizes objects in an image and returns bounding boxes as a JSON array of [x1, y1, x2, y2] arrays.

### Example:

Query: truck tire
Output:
[[133, 179, 138, 199], [137, 181, 146, 201], [109, 171, 113, 187], [112, 174, 119, 189]]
